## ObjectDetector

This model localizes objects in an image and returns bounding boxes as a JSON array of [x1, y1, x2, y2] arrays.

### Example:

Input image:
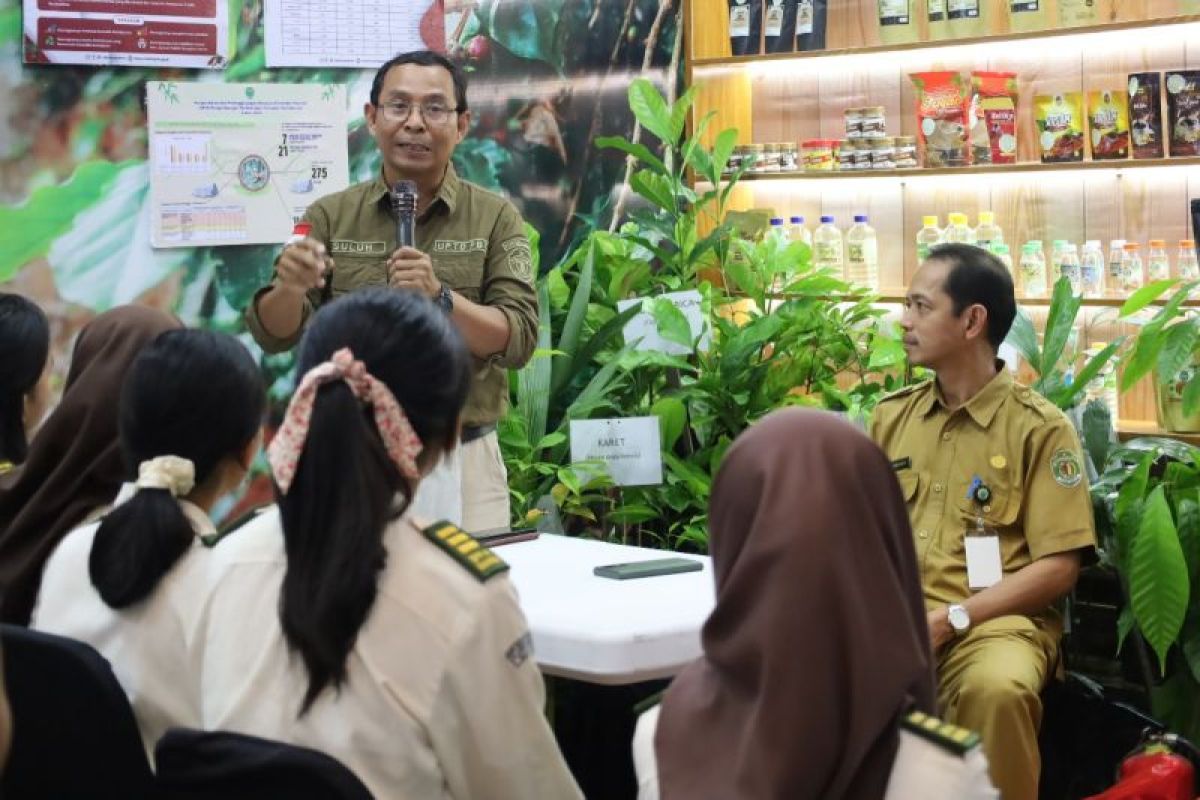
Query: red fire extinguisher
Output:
[[1084, 734, 1198, 800]]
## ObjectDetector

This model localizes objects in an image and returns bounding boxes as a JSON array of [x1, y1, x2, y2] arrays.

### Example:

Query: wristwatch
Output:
[[435, 283, 453, 313], [947, 604, 971, 636]]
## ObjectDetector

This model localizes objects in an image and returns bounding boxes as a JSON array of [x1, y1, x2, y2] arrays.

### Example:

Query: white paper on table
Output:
[[147, 81, 349, 248], [264, 0, 440, 67], [569, 417, 663, 487], [617, 290, 710, 356]]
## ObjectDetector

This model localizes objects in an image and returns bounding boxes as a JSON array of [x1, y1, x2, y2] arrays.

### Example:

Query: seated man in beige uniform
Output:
[[245, 50, 537, 532], [870, 243, 1095, 800]]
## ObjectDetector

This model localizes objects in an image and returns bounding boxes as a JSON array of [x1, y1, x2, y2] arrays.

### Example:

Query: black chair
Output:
[[0, 624, 157, 799], [155, 728, 374, 800]]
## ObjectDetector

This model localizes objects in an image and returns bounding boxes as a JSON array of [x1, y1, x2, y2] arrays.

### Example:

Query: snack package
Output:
[[1088, 89, 1131, 160], [970, 71, 1019, 165], [729, 0, 763, 56], [911, 71, 970, 167], [1166, 71, 1200, 157], [1036, 93, 1085, 163], [1128, 72, 1164, 159]]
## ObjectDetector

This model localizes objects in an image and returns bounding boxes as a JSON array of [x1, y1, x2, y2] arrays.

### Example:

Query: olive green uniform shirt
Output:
[[244, 165, 538, 427], [869, 367, 1096, 637]]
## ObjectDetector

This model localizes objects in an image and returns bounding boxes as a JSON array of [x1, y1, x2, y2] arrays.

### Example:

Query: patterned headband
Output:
[[267, 347, 423, 494]]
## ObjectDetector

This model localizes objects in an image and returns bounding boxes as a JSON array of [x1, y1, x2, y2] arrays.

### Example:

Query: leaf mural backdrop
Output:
[[0, 0, 681, 520]]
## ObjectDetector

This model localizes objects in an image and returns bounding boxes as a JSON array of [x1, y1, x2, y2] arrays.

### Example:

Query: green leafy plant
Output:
[[1005, 276, 1124, 411], [1116, 279, 1200, 417], [502, 79, 913, 546], [1091, 437, 1200, 740]]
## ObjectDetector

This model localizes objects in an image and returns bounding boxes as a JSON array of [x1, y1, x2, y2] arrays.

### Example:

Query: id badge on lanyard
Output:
[[965, 476, 1002, 590]]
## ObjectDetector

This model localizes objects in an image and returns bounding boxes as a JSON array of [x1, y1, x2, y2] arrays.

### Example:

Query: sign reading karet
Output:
[[569, 417, 663, 487]]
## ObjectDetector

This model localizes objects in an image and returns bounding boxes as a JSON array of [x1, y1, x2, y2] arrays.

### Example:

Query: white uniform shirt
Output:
[[632, 706, 999, 800], [31, 492, 214, 762], [194, 506, 582, 800]]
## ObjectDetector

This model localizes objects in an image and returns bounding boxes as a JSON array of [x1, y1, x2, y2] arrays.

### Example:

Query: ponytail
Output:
[[86, 330, 264, 611], [277, 289, 471, 715], [279, 383, 410, 713], [90, 488, 194, 608]]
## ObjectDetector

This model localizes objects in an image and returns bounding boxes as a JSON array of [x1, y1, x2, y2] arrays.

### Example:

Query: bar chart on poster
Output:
[[22, 0, 231, 68], [147, 81, 349, 248], [263, 0, 445, 67]]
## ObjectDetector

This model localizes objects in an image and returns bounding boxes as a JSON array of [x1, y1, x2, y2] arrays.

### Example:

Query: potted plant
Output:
[[1090, 436, 1200, 743], [1114, 279, 1200, 433]]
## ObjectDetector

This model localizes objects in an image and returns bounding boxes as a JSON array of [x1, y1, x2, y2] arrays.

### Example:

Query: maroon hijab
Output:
[[656, 408, 935, 800], [0, 305, 180, 624]]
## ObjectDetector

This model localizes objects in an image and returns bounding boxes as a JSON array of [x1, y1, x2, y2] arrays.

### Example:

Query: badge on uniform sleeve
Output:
[[1050, 449, 1083, 488], [506, 632, 534, 667]]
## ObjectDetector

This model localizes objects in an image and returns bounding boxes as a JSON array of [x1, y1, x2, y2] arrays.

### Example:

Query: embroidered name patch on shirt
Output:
[[331, 240, 388, 255], [432, 239, 488, 254]]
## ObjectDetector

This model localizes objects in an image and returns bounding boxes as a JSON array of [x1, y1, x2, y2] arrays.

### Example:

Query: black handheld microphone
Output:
[[391, 180, 418, 249]]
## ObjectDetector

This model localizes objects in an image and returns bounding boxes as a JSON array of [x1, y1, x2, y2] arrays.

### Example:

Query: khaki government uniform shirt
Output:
[[869, 367, 1096, 638], [244, 166, 538, 427], [193, 508, 582, 800]]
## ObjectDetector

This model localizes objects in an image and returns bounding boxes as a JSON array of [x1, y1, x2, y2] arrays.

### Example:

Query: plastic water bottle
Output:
[[1060, 243, 1083, 296], [770, 217, 788, 241], [916, 215, 942, 263], [1050, 240, 1068, 283], [1081, 240, 1105, 297], [1179, 240, 1199, 283], [813, 215, 845, 276], [845, 214, 879, 289], [944, 212, 975, 244], [1122, 242, 1144, 293], [789, 215, 812, 248], [1084, 342, 1120, 422], [993, 243, 1014, 275], [974, 211, 1004, 253], [1107, 240, 1126, 296], [1021, 241, 1047, 297], [1147, 239, 1171, 282]]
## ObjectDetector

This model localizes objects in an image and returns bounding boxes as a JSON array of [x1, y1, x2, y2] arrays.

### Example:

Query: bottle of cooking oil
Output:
[[813, 215, 845, 276]]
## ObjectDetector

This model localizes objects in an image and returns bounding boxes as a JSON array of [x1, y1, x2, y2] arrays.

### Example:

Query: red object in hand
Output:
[[1084, 747, 1195, 800], [292, 222, 312, 237]]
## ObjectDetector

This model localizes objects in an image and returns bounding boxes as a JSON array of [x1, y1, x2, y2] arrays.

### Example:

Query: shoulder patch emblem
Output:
[[1050, 449, 1083, 488], [501, 238, 534, 283], [901, 710, 981, 755], [505, 632, 534, 667], [423, 520, 509, 582]]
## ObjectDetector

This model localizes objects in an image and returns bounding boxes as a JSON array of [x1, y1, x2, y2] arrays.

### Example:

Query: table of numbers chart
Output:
[[264, 0, 444, 68]]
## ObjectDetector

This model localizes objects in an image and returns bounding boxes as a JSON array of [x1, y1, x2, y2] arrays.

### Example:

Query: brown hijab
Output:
[[0, 305, 180, 624], [655, 408, 936, 800]]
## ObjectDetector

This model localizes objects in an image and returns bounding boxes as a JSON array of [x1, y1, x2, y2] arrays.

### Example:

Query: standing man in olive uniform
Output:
[[245, 50, 537, 532], [870, 244, 1095, 800]]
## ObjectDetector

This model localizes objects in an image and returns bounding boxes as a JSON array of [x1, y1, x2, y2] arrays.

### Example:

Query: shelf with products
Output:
[[718, 156, 1200, 182], [691, 13, 1200, 69], [683, 0, 1200, 435], [687, 0, 1200, 64]]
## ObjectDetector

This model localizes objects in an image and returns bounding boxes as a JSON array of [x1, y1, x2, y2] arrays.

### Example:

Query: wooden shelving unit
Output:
[[690, 13, 1200, 68], [1117, 420, 1200, 445], [726, 156, 1200, 183], [683, 0, 1200, 433]]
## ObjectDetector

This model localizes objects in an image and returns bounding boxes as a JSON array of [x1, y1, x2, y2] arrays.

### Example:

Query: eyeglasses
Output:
[[378, 100, 458, 125]]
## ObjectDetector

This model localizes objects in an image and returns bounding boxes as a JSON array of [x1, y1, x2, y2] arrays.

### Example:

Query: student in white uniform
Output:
[[31, 329, 264, 760], [194, 289, 581, 800]]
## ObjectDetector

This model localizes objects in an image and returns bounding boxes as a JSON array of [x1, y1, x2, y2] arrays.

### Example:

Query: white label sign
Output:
[[569, 417, 663, 487], [617, 290, 709, 356]]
